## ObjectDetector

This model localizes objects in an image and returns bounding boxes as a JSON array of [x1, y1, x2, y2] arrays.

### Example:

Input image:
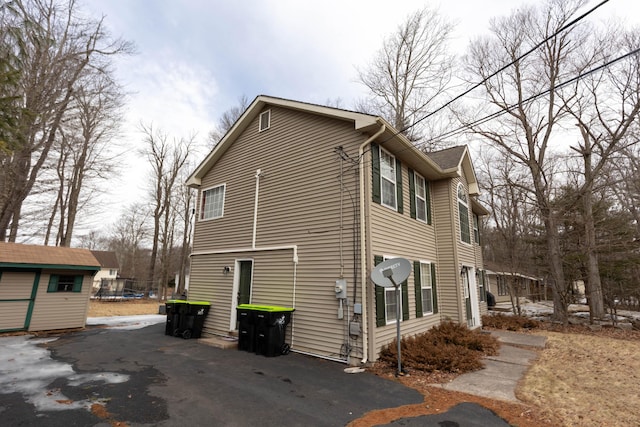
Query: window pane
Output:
[[385, 289, 398, 322], [382, 179, 396, 207], [202, 185, 225, 219], [415, 175, 426, 221], [459, 202, 470, 243], [380, 151, 395, 180], [422, 288, 433, 313], [57, 275, 75, 292], [420, 263, 433, 314]]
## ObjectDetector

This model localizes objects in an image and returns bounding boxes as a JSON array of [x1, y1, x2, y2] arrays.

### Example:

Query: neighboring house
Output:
[[485, 261, 547, 305], [186, 95, 489, 364], [0, 242, 101, 332], [91, 250, 119, 294]]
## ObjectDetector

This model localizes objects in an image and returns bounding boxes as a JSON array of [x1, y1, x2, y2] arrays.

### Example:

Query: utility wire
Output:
[[369, 0, 611, 151], [416, 46, 640, 150]]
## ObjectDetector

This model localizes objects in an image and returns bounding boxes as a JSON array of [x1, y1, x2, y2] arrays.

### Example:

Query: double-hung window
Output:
[[458, 184, 471, 244], [420, 262, 433, 314], [473, 214, 480, 244], [415, 174, 427, 222], [200, 184, 226, 220], [374, 255, 409, 326], [380, 149, 397, 210]]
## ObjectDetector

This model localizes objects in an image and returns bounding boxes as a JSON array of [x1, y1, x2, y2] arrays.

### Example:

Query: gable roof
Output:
[[187, 96, 382, 187], [0, 242, 101, 270], [186, 95, 483, 201], [90, 250, 119, 269]]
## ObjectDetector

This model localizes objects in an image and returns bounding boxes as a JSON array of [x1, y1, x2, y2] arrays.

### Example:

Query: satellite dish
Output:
[[370, 258, 411, 288]]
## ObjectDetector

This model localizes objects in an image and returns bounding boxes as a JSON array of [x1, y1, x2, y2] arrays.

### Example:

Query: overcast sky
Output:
[[75, 0, 637, 237]]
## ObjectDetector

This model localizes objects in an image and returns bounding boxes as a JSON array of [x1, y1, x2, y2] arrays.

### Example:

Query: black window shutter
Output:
[[426, 181, 432, 225], [371, 143, 381, 204], [413, 261, 423, 318], [408, 169, 416, 219], [402, 279, 409, 321], [396, 158, 403, 214], [431, 263, 438, 314], [374, 255, 385, 327]]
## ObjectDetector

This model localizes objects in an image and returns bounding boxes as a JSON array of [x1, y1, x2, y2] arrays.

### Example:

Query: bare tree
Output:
[[43, 69, 125, 246], [0, 0, 132, 242], [357, 6, 455, 143], [141, 124, 193, 298], [479, 150, 540, 314], [109, 203, 150, 280], [462, 0, 590, 322], [207, 94, 250, 147], [559, 25, 640, 319]]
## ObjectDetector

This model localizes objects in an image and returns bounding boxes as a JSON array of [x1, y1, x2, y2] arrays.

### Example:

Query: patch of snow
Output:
[[86, 314, 166, 330], [0, 335, 130, 412]]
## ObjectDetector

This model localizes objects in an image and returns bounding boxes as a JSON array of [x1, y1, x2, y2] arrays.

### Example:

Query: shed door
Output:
[[0, 270, 39, 332]]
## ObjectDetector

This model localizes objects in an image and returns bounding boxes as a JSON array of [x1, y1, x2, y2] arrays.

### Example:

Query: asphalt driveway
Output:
[[1, 323, 425, 426]]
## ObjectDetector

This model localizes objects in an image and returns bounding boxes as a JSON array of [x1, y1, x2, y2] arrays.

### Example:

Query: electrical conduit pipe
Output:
[[359, 121, 385, 365]]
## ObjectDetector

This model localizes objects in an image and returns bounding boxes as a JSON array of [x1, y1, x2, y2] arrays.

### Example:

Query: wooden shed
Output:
[[0, 242, 101, 333]]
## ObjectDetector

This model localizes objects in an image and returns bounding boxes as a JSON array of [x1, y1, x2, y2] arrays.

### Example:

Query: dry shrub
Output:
[[378, 322, 500, 373], [482, 313, 540, 331]]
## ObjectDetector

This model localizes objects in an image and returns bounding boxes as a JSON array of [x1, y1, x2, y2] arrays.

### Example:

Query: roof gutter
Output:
[[358, 121, 385, 365]]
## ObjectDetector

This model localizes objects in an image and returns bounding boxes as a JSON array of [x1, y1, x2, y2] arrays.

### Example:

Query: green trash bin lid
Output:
[[187, 300, 211, 306], [166, 299, 188, 304], [237, 304, 294, 312]]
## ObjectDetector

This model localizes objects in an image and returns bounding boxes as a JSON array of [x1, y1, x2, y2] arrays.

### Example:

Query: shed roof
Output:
[[0, 242, 101, 270], [90, 250, 119, 269]]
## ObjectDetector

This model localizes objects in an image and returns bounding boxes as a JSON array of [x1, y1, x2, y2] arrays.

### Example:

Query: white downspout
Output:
[[359, 122, 385, 365], [252, 169, 262, 249]]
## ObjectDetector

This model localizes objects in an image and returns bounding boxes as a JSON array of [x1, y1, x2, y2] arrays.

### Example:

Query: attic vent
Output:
[[259, 110, 271, 132]]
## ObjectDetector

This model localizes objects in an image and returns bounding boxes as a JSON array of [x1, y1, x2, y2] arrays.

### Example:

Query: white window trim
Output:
[[415, 173, 427, 223], [383, 255, 402, 325], [457, 183, 472, 245], [380, 148, 397, 211], [473, 214, 480, 244], [200, 183, 226, 221], [419, 260, 434, 315], [259, 110, 271, 132]]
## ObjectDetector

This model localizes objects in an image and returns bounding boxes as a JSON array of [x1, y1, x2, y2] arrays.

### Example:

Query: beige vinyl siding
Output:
[[0, 271, 34, 330], [368, 163, 442, 357], [29, 271, 91, 331], [189, 250, 296, 335], [190, 106, 365, 360], [431, 179, 463, 323]]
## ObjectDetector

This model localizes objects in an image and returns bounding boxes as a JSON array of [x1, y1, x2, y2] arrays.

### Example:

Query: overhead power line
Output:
[[371, 0, 611, 150], [417, 46, 640, 149]]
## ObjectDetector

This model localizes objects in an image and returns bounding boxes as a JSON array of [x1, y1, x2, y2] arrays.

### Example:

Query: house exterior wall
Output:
[[189, 100, 489, 362], [28, 270, 93, 331], [190, 106, 366, 361], [367, 158, 442, 357]]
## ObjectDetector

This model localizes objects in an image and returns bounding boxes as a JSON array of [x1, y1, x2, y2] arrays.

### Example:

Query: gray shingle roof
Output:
[[427, 146, 466, 170]]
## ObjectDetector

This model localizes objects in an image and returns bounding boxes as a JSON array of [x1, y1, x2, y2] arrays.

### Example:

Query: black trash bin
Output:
[[254, 306, 295, 357], [237, 304, 259, 352], [177, 301, 211, 339], [165, 299, 188, 336], [486, 292, 496, 308]]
